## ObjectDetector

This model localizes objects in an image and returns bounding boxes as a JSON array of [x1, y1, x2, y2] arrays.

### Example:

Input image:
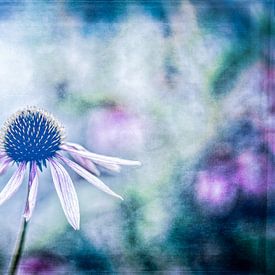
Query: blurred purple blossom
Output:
[[193, 125, 275, 215], [195, 170, 237, 213], [236, 150, 273, 196], [86, 106, 145, 155], [18, 252, 69, 275], [195, 143, 274, 214], [194, 143, 238, 213]]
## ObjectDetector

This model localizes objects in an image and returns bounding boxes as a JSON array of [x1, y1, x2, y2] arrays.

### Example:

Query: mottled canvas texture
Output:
[[0, 1, 274, 274]]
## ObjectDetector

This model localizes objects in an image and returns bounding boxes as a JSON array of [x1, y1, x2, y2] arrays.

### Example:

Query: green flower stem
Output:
[[8, 163, 32, 275], [8, 216, 29, 275]]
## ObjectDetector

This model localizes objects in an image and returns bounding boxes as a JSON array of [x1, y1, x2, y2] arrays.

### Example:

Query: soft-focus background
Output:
[[0, 0, 274, 273]]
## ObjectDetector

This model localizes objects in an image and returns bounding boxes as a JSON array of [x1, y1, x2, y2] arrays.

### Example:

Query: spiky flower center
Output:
[[0, 107, 64, 169]]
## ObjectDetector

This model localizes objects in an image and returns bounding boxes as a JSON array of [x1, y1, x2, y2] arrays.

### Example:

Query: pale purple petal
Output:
[[61, 142, 141, 166], [62, 142, 85, 151], [0, 162, 26, 205], [57, 154, 124, 200], [0, 158, 12, 175], [71, 153, 100, 176], [61, 142, 101, 175], [68, 146, 120, 173], [24, 162, 39, 221], [92, 160, 121, 173], [0, 151, 7, 158], [49, 159, 80, 230]]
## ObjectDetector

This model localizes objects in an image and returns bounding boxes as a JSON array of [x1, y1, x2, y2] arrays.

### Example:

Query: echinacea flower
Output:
[[0, 107, 140, 229]]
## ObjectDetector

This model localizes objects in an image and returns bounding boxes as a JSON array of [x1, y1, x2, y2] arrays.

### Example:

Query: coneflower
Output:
[[0, 107, 141, 230]]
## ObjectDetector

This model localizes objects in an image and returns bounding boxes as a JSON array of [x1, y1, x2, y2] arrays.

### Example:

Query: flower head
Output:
[[1, 107, 64, 170], [0, 107, 141, 229]]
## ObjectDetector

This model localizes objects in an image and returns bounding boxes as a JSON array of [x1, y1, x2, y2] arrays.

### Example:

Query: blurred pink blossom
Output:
[[195, 170, 237, 213], [236, 150, 273, 196], [86, 106, 145, 154], [18, 252, 69, 275]]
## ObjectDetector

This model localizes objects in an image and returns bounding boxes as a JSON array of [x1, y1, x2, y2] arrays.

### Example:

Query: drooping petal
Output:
[[0, 158, 12, 175], [57, 154, 124, 200], [49, 158, 80, 230], [68, 143, 121, 176], [71, 153, 100, 176], [61, 142, 85, 151], [24, 162, 39, 221], [92, 160, 121, 173], [0, 162, 26, 205], [60, 142, 141, 166], [61, 142, 101, 175], [0, 151, 7, 158]]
